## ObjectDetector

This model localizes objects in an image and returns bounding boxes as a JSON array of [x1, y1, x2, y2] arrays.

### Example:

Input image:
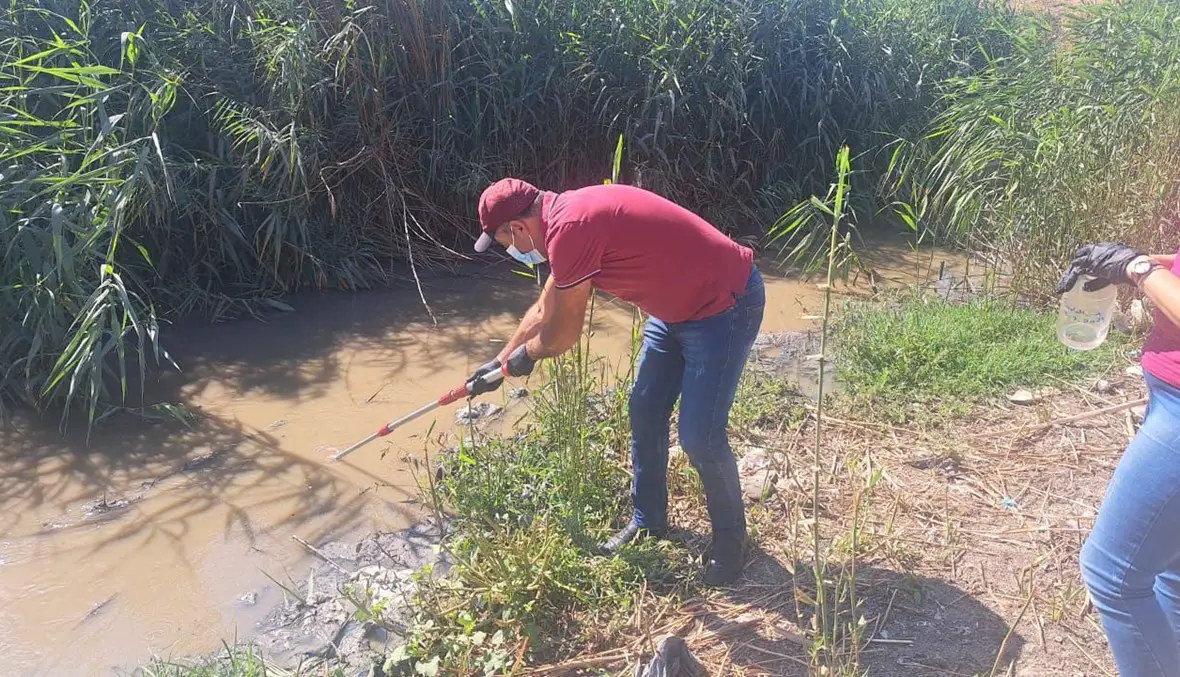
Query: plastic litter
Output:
[[634, 636, 707, 677]]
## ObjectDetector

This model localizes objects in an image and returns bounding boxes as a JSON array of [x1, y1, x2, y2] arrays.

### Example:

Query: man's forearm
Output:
[[498, 304, 544, 363], [497, 277, 591, 366], [496, 277, 556, 362], [524, 322, 579, 360], [1152, 253, 1177, 268]]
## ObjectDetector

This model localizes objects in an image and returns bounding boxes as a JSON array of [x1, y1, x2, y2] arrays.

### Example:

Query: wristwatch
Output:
[[1128, 255, 1164, 288]]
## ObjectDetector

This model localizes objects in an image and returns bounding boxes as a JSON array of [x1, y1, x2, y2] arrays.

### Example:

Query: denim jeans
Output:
[[627, 266, 765, 545], [1082, 373, 1180, 676]]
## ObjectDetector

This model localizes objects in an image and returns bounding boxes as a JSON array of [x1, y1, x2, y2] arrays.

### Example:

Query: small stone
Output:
[[239, 591, 258, 606], [1092, 379, 1113, 395], [1130, 299, 1150, 332], [455, 402, 491, 423], [1132, 405, 1147, 422], [738, 447, 777, 502], [456, 402, 504, 423], [508, 387, 529, 399], [1007, 387, 1059, 405], [1126, 365, 1145, 378]]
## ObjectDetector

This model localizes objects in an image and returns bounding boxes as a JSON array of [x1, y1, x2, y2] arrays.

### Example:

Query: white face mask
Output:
[[507, 231, 546, 266]]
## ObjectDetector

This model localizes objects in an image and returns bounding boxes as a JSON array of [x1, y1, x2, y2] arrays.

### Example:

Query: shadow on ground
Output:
[[675, 543, 1023, 677]]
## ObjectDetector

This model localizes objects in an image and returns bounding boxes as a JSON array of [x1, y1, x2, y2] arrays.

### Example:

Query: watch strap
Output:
[[1133, 259, 1165, 290]]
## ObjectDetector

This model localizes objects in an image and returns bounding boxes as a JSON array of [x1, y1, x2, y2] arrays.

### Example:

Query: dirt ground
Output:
[[532, 366, 1143, 676]]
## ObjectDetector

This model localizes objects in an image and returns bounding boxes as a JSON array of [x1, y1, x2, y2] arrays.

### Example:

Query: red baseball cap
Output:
[[475, 178, 540, 252]]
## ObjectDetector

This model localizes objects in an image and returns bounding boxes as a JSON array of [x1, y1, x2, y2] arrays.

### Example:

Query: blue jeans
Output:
[[627, 266, 765, 544], [1082, 373, 1180, 676]]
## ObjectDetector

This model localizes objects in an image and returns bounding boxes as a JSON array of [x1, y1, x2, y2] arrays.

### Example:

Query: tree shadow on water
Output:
[[148, 267, 542, 406], [0, 265, 545, 554], [0, 406, 416, 556]]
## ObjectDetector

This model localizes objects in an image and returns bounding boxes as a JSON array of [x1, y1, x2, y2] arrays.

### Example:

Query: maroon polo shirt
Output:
[[541, 185, 754, 323]]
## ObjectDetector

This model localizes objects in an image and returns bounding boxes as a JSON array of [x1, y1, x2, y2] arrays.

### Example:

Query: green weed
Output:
[[731, 368, 807, 440], [376, 316, 688, 673], [835, 296, 1125, 423], [137, 643, 323, 677]]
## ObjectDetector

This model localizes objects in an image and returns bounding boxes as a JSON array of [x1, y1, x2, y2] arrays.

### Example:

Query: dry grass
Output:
[[525, 369, 1143, 676]]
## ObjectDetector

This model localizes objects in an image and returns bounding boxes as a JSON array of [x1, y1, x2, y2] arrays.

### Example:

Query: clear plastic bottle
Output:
[[1057, 276, 1118, 350]]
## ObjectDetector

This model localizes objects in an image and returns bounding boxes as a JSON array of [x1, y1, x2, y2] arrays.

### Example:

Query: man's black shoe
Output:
[[702, 536, 746, 586], [598, 523, 667, 556]]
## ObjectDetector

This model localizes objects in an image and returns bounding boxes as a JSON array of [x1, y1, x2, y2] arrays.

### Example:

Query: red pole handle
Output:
[[437, 369, 506, 406]]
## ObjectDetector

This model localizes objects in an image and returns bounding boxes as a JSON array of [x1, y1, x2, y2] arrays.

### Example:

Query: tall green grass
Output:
[[835, 296, 1125, 422], [2, 0, 1014, 424], [892, 0, 1180, 298]]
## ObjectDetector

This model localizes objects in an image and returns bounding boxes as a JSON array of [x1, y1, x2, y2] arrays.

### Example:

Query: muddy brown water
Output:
[[0, 243, 975, 676]]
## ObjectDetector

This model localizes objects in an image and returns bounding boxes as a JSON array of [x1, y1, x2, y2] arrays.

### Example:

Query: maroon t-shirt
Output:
[[541, 185, 754, 323]]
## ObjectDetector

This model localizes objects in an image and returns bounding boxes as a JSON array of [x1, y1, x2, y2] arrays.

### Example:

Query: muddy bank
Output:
[[248, 522, 450, 675], [227, 329, 829, 675]]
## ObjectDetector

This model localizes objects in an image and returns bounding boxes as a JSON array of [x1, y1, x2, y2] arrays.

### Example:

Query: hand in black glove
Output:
[[466, 358, 504, 397], [505, 344, 536, 377], [1055, 242, 1143, 294]]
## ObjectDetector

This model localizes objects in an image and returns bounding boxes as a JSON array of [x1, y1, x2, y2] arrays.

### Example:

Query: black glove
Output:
[[1055, 242, 1143, 294], [505, 344, 536, 377], [466, 358, 503, 397]]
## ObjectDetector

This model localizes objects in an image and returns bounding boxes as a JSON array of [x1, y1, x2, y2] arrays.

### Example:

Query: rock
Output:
[[1126, 365, 1145, 378], [335, 619, 367, 660], [508, 387, 529, 399], [635, 635, 707, 677], [1092, 379, 1114, 395], [83, 496, 135, 518], [1130, 299, 1151, 332], [738, 448, 777, 502], [1007, 387, 1059, 405], [181, 449, 226, 472], [455, 402, 503, 423], [239, 591, 258, 606]]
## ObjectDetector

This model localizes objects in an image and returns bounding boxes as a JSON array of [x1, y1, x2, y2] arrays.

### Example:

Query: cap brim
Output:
[[474, 231, 494, 253]]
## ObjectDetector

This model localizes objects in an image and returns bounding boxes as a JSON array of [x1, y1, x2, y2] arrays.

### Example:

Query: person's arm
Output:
[[496, 276, 556, 363], [1139, 268, 1180, 327], [523, 278, 593, 359], [1153, 253, 1178, 268]]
